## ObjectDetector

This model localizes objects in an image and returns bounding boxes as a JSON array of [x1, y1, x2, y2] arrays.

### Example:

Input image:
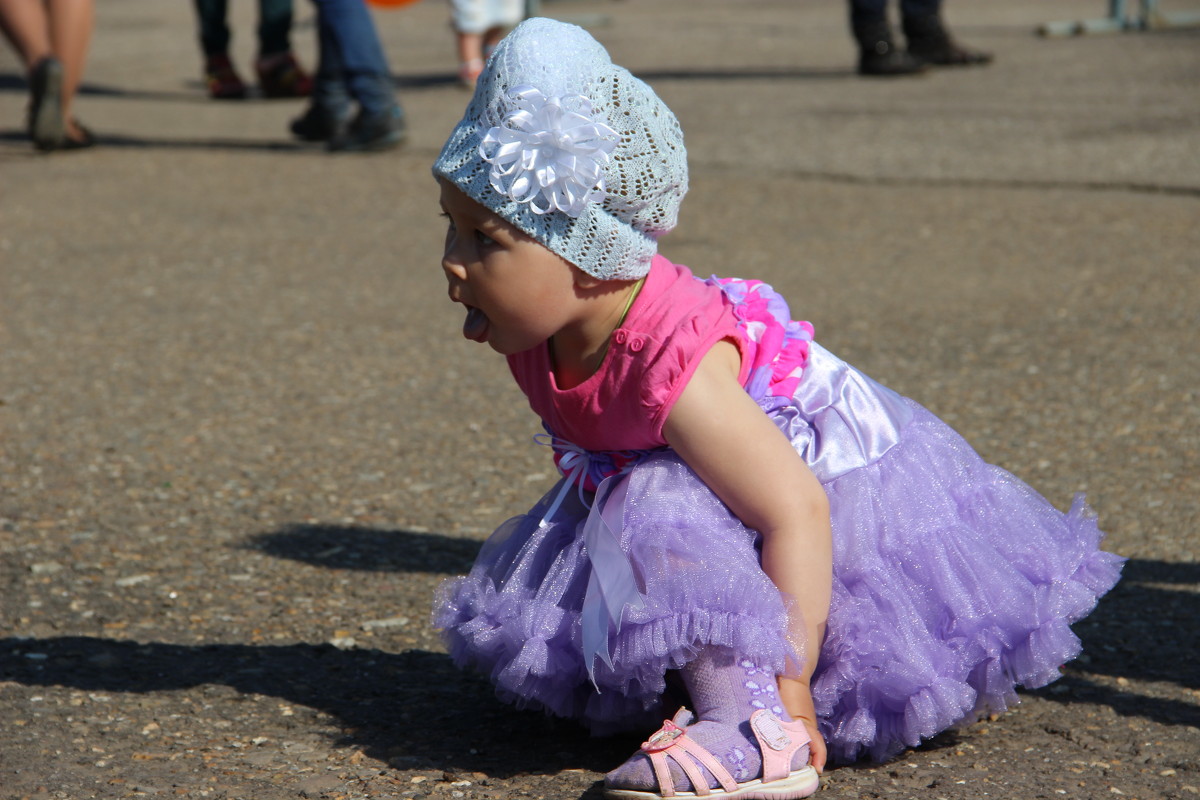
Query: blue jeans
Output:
[[194, 0, 294, 57], [310, 0, 398, 117], [850, 0, 941, 25]]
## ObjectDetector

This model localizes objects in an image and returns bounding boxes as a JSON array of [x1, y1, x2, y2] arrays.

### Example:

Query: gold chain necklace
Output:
[[549, 277, 646, 378], [592, 277, 645, 369]]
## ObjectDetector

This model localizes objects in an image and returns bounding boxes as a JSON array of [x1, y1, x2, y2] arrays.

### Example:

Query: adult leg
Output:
[[900, 0, 993, 66], [193, 0, 230, 56], [257, 0, 292, 56], [255, 0, 312, 97], [848, 0, 926, 76], [309, 6, 351, 118], [311, 0, 405, 151], [290, 3, 351, 141], [311, 0, 394, 115], [194, 0, 246, 97], [46, 0, 93, 134], [0, 0, 50, 64], [0, 0, 56, 146], [900, 0, 940, 13], [0, 0, 95, 148]]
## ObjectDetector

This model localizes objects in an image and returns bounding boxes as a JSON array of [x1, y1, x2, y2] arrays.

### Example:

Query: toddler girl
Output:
[[431, 18, 1123, 800]]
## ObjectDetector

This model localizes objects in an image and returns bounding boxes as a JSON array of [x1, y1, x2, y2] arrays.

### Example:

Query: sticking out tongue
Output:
[[463, 306, 489, 342]]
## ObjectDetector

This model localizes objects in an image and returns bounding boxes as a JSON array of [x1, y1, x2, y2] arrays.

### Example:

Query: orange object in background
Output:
[[365, 0, 422, 8]]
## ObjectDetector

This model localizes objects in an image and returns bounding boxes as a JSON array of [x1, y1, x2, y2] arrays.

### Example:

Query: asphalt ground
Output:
[[1, 1, 1198, 799]]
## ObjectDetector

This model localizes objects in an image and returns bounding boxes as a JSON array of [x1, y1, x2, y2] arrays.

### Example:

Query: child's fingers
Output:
[[791, 712, 826, 773], [806, 724, 828, 773], [777, 678, 826, 771]]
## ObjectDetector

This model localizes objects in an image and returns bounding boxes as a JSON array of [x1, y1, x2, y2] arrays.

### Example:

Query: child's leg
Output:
[[481, 24, 505, 58], [606, 647, 809, 794], [454, 29, 484, 86]]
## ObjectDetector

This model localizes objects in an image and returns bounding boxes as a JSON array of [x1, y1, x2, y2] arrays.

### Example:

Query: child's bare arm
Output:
[[663, 339, 833, 770]]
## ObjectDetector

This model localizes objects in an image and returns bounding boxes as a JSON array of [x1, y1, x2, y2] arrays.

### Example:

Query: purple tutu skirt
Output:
[[433, 344, 1124, 763]]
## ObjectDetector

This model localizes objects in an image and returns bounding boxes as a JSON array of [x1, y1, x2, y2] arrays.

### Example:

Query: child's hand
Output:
[[779, 677, 827, 772]]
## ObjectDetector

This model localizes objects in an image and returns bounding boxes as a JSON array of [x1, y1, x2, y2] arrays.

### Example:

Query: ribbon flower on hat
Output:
[[480, 85, 618, 218]]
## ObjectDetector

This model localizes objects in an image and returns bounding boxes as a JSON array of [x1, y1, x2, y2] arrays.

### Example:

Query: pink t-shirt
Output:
[[507, 256, 752, 452]]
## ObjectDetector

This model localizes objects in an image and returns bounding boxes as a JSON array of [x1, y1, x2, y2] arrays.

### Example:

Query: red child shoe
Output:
[[256, 51, 314, 98], [204, 53, 247, 100]]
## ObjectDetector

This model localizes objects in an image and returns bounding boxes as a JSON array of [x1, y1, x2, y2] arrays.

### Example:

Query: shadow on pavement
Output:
[[1071, 559, 1199, 686], [1032, 673, 1200, 728], [1, 71, 453, 100], [1, 67, 859, 102], [1, 70, 462, 97], [247, 524, 482, 574], [0, 129, 313, 152], [0, 73, 203, 102], [246, 523, 1199, 725], [0, 635, 629, 783], [1038, 558, 1200, 726], [633, 67, 854, 82]]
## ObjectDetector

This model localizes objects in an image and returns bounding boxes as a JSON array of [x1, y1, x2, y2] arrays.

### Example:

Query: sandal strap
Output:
[[749, 709, 811, 783], [675, 734, 737, 793], [646, 750, 676, 798], [640, 719, 738, 797], [646, 741, 717, 797], [634, 710, 811, 798]]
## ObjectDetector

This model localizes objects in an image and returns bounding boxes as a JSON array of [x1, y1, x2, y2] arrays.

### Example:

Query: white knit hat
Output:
[[433, 18, 688, 280]]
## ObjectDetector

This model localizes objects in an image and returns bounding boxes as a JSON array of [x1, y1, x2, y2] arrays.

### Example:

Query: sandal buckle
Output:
[[641, 720, 684, 752]]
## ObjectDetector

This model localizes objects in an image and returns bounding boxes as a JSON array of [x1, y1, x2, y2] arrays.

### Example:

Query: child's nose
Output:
[[442, 253, 467, 282], [441, 228, 464, 279]]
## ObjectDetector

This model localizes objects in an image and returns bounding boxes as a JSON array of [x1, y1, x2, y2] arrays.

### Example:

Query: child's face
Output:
[[439, 181, 583, 356]]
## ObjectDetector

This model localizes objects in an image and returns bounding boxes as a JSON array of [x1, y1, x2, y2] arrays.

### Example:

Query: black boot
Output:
[[903, 14, 993, 67], [853, 18, 928, 77]]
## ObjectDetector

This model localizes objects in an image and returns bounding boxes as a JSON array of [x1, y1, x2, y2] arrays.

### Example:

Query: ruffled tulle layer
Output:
[[435, 450, 797, 733], [812, 402, 1123, 762], [433, 401, 1123, 761]]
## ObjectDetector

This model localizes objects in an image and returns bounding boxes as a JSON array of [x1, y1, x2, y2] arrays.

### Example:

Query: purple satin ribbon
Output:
[[772, 343, 913, 483]]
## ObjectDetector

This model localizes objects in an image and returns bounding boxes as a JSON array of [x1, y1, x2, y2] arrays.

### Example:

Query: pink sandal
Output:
[[605, 709, 820, 799]]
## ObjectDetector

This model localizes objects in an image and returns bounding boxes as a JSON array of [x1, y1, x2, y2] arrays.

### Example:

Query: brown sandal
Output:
[[58, 120, 96, 151]]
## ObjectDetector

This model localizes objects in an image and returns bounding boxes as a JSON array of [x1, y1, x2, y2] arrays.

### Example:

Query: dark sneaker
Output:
[[859, 42, 928, 76], [853, 19, 928, 77], [327, 106, 407, 153], [29, 56, 65, 149], [257, 51, 314, 98], [204, 53, 247, 99], [903, 15, 994, 67], [290, 104, 350, 142]]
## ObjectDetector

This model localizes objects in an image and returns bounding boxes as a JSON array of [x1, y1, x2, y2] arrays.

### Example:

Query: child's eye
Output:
[[475, 230, 497, 247]]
